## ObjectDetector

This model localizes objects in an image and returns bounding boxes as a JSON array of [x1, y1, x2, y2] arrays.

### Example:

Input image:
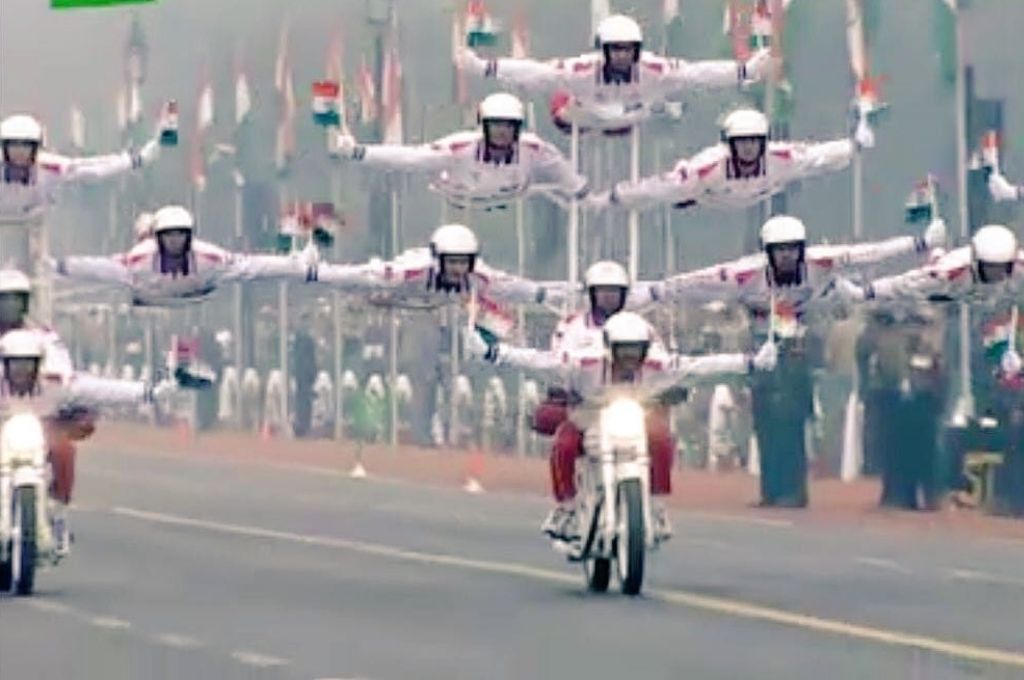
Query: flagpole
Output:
[[515, 196, 527, 456], [568, 120, 581, 310], [953, 0, 973, 417], [389, 184, 399, 450], [331, 165, 345, 440], [628, 124, 640, 281]]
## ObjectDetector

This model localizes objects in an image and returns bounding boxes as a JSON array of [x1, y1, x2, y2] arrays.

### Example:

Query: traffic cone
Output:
[[175, 417, 193, 446], [840, 392, 864, 482], [349, 444, 368, 479], [747, 432, 760, 476], [463, 448, 485, 494]]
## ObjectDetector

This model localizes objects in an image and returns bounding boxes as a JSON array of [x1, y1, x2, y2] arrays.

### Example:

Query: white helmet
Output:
[[0, 328, 44, 360], [0, 114, 44, 145], [478, 93, 525, 126], [596, 14, 643, 47], [0, 269, 32, 295], [760, 215, 807, 247], [721, 108, 770, 140], [430, 223, 479, 257], [153, 205, 195, 234], [971, 224, 1018, 265], [584, 260, 629, 289], [603, 311, 653, 365]]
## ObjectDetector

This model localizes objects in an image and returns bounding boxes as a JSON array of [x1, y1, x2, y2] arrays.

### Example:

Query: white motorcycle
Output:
[[0, 412, 54, 595], [554, 392, 656, 596]]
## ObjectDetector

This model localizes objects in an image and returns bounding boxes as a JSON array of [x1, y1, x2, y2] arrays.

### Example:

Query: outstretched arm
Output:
[[54, 254, 132, 286], [652, 49, 770, 96], [810, 218, 945, 268], [456, 47, 571, 94], [330, 129, 454, 173]]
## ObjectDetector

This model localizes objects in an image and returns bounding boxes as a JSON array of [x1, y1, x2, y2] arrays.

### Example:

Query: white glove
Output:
[[1001, 350, 1023, 377], [455, 46, 487, 75], [298, 240, 320, 279], [854, 116, 875, 150], [135, 138, 160, 168], [744, 49, 774, 82], [149, 378, 177, 403], [584, 190, 612, 212], [464, 327, 498, 363], [833, 277, 867, 304], [988, 172, 1021, 203], [751, 341, 778, 372], [328, 130, 359, 159], [922, 218, 947, 250]]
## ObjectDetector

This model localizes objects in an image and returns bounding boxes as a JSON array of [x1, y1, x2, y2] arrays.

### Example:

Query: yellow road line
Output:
[[110, 505, 1024, 670]]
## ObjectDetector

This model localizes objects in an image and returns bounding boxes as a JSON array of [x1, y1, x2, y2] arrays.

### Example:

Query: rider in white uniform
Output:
[[309, 223, 572, 316], [466, 310, 777, 540], [330, 93, 587, 209], [588, 108, 875, 213], [54, 205, 314, 307], [456, 14, 771, 133], [0, 113, 167, 224]]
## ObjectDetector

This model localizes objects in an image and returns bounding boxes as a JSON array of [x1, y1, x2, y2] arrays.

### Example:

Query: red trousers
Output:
[[49, 437, 77, 504], [540, 405, 675, 502], [45, 415, 94, 505]]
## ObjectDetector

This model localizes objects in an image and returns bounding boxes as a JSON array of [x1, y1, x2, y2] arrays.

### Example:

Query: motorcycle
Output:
[[554, 390, 657, 596], [0, 411, 54, 595]]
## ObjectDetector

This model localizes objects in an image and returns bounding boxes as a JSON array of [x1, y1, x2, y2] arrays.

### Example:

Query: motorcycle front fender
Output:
[[12, 466, 44, 489]]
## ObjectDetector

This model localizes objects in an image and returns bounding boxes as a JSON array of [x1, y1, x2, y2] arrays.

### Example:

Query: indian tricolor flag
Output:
[[982, 311, 1023, 361], [53, 0, 154, 8], [983, 309, 1024, 389], [313, 33, 348, 129], [312, 81, 341, 127], [465, 0, 500, 48], [904, 175, 939, 224]]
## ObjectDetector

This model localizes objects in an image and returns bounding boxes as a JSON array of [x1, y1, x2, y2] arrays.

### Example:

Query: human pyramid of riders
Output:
[[1, 13, 1023, 573]]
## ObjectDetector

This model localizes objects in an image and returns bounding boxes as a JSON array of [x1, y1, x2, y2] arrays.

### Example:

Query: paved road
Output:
[[2, 445, 1023, 680]]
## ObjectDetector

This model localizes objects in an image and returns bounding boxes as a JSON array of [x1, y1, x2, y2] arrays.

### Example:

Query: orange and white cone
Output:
[[747, 432, 760, 476], [463, 448, 485, 494], [349, 445, 368, 479]]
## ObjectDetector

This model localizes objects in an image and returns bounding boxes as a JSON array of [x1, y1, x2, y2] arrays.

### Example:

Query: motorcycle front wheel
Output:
[[11, 486, 37, 596], [584, 557, 611, 593], [616, 479, 645, 596]]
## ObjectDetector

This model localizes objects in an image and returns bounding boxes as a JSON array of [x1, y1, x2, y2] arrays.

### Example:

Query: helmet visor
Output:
[[0, 291, 29, 325], [3, 356, 40, 394]]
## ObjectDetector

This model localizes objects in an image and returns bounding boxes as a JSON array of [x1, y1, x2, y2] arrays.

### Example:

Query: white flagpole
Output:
[[389, 184, 400, 449], [515, 196, 527, 456], [952, 0, 973, 418], [628, 124, 641, 281], [568, 120, 581, 310]]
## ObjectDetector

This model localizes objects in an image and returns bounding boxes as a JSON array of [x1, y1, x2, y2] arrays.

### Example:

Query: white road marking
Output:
[[89, 615, 132, 630], [153, 632, 204, 649], [948, 568, 1024, 589], [685, 510, 793, 528], [231, 650, 290, 668], [23, 599, 74, 615], [855, 556, 914, 575], [110, 504, 1024, 670]]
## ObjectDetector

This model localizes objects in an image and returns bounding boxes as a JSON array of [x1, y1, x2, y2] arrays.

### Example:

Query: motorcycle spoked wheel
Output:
[[615, 479, 645, 596], [580, 496, 611, 593], [11, 486, 37, 596]]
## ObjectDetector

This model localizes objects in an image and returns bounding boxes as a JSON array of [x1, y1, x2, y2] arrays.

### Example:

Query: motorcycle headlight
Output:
[[602, 398, 647, 448], [1, 413, 47, 466]]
